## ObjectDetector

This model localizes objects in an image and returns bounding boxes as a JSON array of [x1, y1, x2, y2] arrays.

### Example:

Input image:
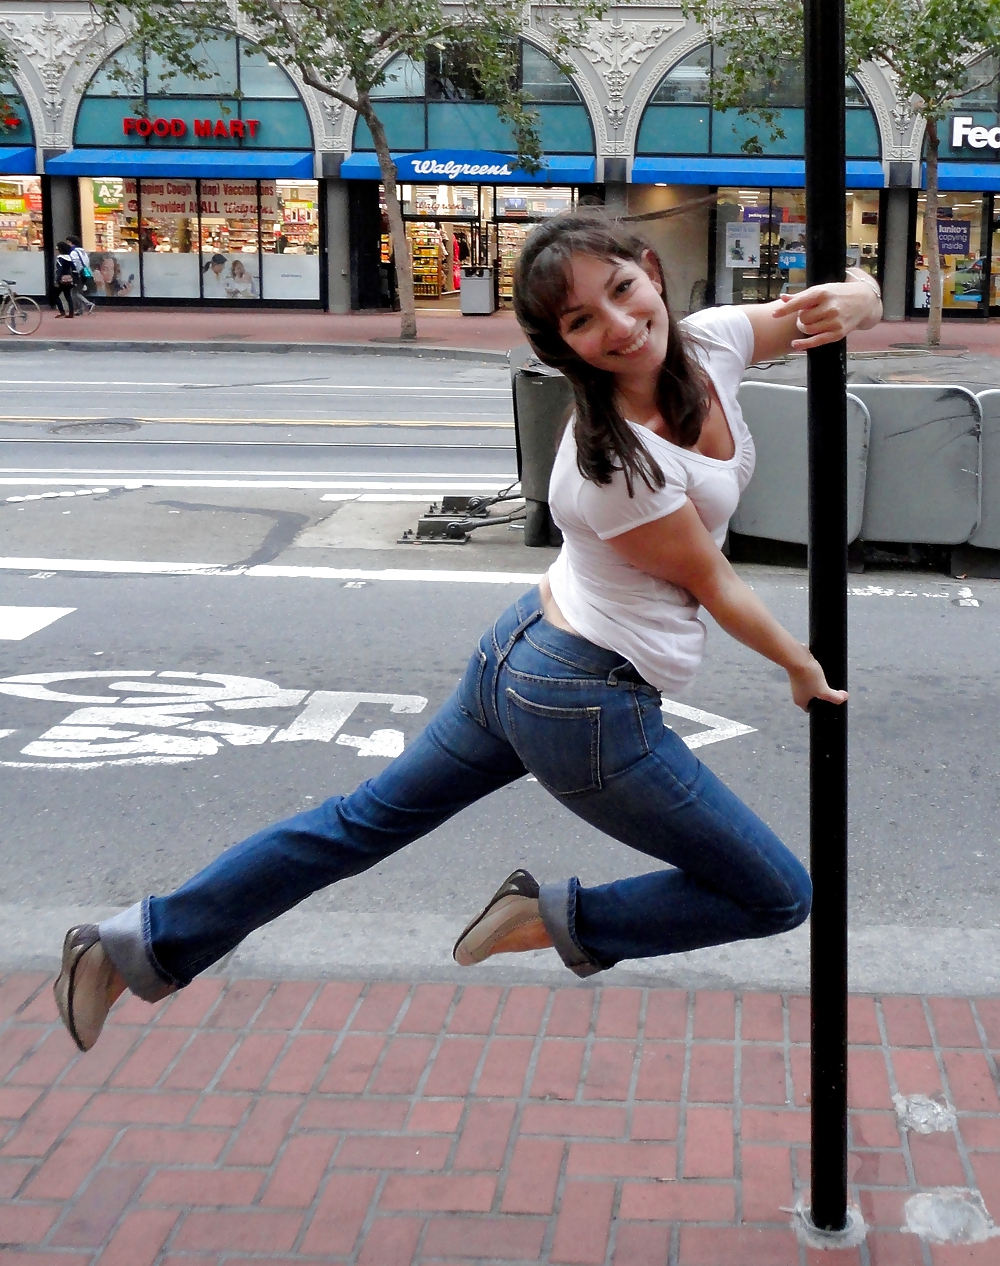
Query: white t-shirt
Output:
[[546, 306, 756, 694]]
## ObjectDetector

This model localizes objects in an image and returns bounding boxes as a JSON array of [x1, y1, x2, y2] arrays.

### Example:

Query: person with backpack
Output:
[[67, 235, 95, 315], [53, 242, 76, 318]]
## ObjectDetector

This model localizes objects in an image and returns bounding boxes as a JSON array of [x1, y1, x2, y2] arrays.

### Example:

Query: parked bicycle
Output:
[[0, 279, 42, 335]]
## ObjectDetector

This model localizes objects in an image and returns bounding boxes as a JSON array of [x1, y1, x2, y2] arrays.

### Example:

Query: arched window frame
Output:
[[0, 72, 36, 146], [636, 43, 881, 160], [354, 40, 594, 155], [74, 31, 314, 150]]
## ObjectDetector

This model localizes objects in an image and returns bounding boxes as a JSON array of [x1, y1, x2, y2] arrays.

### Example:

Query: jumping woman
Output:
[[56, 210, 882, 1050]]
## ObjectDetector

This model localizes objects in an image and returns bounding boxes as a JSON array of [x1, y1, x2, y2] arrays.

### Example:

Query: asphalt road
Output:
[[1, 349, 997, 995]]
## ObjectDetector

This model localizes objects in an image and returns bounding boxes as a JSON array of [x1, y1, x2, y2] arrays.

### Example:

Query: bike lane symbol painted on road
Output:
[[0, 671, 427, 769], [0, 671, 756, 769]]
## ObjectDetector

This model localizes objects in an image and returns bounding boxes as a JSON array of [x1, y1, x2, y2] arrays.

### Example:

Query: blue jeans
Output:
[[100, 588, 811, 999]]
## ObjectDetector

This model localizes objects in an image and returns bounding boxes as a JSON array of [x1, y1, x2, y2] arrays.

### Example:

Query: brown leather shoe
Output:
[[453, 870, 542, 966], [53, 925, 120, 1052]]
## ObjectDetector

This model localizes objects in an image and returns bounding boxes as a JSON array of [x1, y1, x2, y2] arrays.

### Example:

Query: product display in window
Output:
[[716, 187, 880, 305], [77, 176, 321, 302], [78, 178, 139, 299], [0, 176, 45, 294], [497, 223, 531, 303], [913, 192, 986, 311], [407, 223, 443, 298]]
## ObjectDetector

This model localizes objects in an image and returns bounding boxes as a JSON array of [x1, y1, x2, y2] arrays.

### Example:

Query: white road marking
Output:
[[0, 417, 513, 429], [0, 670, 759, 771], [0, 478, 513, 491], [7, 488, 110, 503], [272, 692, 426, 743], [0, 672, 429, 769], [661, 699, 757, 749], [336, 729, 406, 758], [0, 558, 544, 582], [0, 607, 76, 640], [1, 469, 513, 477], [0, 380, 507, 394]]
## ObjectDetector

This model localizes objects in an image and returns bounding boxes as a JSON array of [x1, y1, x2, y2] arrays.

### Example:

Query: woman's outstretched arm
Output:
[[743, 268, 882, 362], [608, 501, 847, 711]]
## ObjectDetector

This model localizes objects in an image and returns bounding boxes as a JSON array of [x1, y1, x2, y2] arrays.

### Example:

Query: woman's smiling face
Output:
[[557, 251, 669, 381]]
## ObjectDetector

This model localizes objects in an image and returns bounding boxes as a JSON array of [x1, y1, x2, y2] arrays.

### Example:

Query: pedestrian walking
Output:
[[54, 209, 883, 1052], [66, 235, 95, 315], [53, 241, 76, 318]]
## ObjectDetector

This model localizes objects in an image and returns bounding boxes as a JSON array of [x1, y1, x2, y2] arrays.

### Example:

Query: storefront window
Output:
[[380, 181, 577, 307], [494, 187, 575, 302], [913, 193, 987, 311], [79, 177, 139, 298], [395, 184, 478, 300], [78, 176, 319, 301], [261, 180, 320, 299], [992, 204, 1000, 308], [715, 186, 880, 304], [140, 178, 200, 298], [0, 176, 45, 295], [199, 179, 261, 298]]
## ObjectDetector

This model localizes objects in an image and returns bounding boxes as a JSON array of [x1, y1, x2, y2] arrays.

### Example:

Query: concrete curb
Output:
[[0, 337, 510, 363]]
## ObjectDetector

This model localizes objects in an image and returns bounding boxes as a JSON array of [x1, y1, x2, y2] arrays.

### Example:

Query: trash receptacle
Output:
[[509, 344, 573, 547], [460, 266, 495, 315]]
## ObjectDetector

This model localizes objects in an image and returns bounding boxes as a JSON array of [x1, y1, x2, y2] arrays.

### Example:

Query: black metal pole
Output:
[[804, 0, 849, 1235]]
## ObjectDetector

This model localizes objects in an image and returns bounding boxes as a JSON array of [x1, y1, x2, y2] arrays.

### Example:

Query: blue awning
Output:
[[631, 157, 885, 188], [340, 151, 595, 184], [45, 149, 314, 178], [0, 147, 37, 175], [931, 162, 1000, 191]]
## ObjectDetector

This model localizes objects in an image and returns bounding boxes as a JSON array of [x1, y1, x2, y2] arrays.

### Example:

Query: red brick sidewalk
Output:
[[2, 972, 999, 1265], [5, 304, 999, 358]]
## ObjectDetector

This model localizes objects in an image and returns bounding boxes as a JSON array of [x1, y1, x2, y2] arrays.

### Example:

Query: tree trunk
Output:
[[360, 94, 416, 341], [924, 119, 942, 347]]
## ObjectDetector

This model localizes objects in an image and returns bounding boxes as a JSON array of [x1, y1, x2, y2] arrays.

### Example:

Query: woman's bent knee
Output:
[[754, 868, 812, 936]]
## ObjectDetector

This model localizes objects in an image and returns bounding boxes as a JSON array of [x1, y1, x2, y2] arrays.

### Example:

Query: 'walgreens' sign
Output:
[[395, 150, 517, 181], [951, 116, 1000, 150], [123, 116, 261, 140]]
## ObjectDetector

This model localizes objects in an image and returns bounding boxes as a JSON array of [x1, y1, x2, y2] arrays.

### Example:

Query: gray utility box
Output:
[[460, 266, 495, 315], [730, 382, 871, 544], [509, 344, 573, 547]]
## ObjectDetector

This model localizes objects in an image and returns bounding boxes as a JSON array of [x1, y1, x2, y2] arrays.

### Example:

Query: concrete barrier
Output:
[[971, 391, 1000, 551], [730, 382, 870, 544], [849, 385, 981, 545]]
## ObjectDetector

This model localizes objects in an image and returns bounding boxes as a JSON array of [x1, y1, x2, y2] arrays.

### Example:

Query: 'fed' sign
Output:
[[951, 116, 1000, 150]]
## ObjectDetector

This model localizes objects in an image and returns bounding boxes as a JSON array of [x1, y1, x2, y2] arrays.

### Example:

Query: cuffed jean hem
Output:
[[538, 878, 605, 978], [98, 900, 181, 1003]]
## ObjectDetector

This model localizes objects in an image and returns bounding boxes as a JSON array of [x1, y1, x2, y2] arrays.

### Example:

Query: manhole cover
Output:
[[49, 420, 142, 435]]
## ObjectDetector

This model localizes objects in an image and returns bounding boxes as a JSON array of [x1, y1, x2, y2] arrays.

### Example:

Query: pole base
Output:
[[792, 1197, 867, 1248]]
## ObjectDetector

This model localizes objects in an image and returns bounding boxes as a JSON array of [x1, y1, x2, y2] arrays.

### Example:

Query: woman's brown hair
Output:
[[512, 208, 710, 496]]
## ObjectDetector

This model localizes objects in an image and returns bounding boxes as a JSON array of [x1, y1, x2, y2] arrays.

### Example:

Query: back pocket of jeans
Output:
[[505, 688, 601, 795]]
